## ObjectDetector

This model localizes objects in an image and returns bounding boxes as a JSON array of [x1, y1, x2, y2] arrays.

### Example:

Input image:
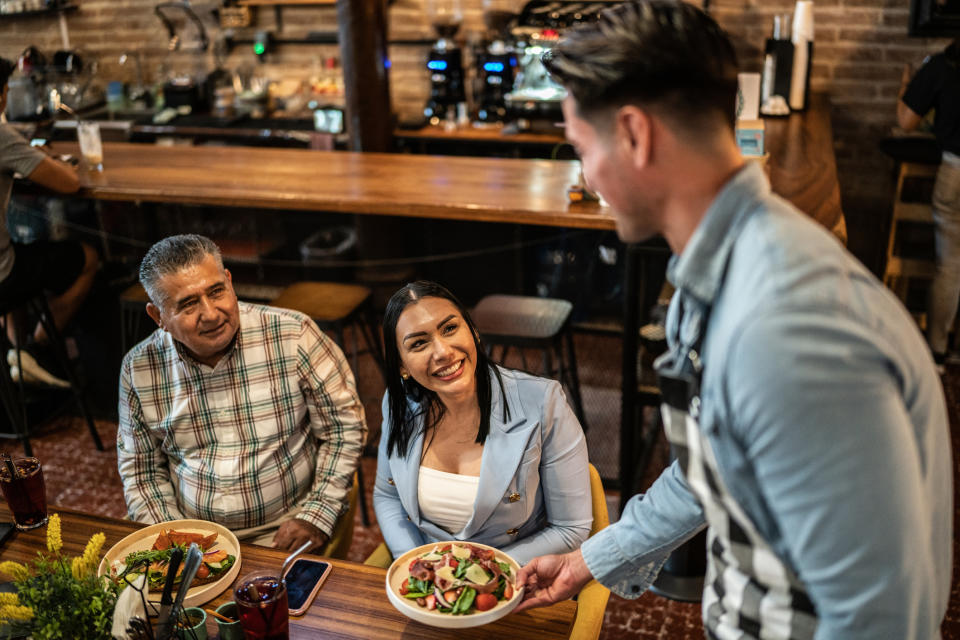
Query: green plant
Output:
[[0, 513, 120, 640]]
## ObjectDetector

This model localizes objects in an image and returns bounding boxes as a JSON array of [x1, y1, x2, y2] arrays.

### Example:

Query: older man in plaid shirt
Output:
[[117, 234, 366, 552]]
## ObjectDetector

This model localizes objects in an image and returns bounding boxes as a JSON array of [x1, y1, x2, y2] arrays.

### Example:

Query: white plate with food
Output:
[[97, 519, 242, 608], [386, 541, 523, 628]]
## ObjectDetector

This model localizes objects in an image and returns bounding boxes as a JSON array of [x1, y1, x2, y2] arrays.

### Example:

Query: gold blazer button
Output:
[[506, 528, 519, 536], [508, 492, 521, 502], [387, 478, 395, 485], [406, 515, 411, 521]]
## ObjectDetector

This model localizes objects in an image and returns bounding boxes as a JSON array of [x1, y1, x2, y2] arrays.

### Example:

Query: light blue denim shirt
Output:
[[581, 163, 952, 639]]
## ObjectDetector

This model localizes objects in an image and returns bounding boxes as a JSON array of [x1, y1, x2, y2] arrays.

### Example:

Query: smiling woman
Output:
[[372, 281, 593, 567]]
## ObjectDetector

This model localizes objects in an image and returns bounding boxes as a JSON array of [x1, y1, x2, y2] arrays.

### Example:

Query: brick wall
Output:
[[0, 0, 949, 270]]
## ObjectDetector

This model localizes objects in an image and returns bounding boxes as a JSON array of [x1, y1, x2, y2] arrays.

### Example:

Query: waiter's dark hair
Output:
[[0, 57, 14, 89], [543, 0, 739, 132], [381, 281, 508, 459]]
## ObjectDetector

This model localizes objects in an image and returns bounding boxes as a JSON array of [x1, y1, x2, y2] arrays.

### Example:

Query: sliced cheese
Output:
[[464, 563, 490, 585], [420, 552, 444, 562], [435, 566, 457, 584], [451, 544, 471, 560]]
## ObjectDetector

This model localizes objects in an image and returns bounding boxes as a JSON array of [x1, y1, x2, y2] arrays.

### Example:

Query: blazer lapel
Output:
[[390, 413, 425, 525], [460, 372, 533, 538]]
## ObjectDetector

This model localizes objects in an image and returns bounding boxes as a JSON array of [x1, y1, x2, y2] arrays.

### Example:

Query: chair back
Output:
[[588, 463, 609, 536], [320, 472, 359, 559], [570, 464, 611, 640]]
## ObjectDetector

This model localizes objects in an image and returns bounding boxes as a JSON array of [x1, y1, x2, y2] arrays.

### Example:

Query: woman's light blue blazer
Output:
[[373, 366, 592, 566]]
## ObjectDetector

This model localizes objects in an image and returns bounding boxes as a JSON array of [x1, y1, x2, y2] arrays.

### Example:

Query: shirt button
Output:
[[506, 528, 519, 536], [508, 492, 521, 503], [388, 478, 395, 485]]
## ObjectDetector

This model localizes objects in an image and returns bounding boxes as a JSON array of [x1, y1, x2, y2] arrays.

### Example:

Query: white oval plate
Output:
[[385, 541, 523, 628], [97, 519, 242, 608]]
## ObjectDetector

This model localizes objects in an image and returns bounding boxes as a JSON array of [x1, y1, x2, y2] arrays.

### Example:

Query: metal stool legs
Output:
[[29, 297, 104, 451]]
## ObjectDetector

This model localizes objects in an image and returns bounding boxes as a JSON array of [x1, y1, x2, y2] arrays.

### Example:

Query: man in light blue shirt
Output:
[[515, 2, 952, 638]]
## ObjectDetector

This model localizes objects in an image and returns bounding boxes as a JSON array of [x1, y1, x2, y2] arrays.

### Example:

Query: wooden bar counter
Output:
[[57, 94, 843, 237]]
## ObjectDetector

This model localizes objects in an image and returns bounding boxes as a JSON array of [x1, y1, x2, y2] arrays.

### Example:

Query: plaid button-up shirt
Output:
[[117, 302, 367, 536]]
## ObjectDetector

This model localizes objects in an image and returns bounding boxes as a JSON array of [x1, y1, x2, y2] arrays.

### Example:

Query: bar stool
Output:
[[471, 294, 587, 430], [883, 161, 938, 317], [270, 281, 386, 526], [0, 295, 105, 455], [119, 282, 151, 356]]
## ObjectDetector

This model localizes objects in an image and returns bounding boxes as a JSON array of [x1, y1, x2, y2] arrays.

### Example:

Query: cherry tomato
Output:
[[400, 581, 409, 596], [475, 593, 498, 611]]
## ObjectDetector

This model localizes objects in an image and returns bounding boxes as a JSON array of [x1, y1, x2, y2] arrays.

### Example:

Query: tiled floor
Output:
[[3, 333, 960, 638]]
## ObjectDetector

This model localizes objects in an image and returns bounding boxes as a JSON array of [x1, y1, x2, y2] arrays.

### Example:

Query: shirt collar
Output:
[[666, 162, 768, 306]]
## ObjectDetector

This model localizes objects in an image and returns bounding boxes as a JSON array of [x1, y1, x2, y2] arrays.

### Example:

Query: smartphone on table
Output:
[[286, 558, 332, 616]]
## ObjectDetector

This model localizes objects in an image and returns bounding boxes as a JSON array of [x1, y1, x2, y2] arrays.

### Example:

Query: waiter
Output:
[[516, 2, 952, 638]]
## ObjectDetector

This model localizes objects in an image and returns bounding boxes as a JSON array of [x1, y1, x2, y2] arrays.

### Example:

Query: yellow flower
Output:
[[71, 556, 84, 581], [78, 532, 105, 577], [45, 513, 62, 554], [0, 592, 18, 606], [0, 561, 28, 582], [0, 602, 33, 623]]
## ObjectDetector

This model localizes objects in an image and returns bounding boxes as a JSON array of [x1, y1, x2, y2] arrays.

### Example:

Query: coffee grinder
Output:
[[424, 0, 466, 125], [474, 0, 519, 124]]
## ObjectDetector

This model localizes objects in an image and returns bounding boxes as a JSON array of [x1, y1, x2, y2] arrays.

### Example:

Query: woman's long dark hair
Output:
[[382, 281, 508, 459]]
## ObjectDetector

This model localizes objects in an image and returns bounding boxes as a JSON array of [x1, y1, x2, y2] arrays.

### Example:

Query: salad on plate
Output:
[[397, 543, 516, 615]]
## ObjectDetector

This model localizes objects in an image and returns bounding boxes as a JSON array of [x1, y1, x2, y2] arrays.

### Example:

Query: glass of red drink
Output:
[[234, 572, 289, 640], [0, 457, 47, 530]]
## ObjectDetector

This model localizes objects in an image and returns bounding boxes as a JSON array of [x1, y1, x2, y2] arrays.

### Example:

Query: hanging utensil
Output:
[[153, 546, 183, 640]]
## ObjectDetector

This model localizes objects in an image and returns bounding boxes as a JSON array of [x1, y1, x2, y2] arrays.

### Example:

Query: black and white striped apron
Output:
[[657, 299, 818, 639]]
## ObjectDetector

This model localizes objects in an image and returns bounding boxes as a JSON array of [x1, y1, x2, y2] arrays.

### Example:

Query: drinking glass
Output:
[[0, 457, 47, 530], [76, 121, 103, 171], [234, 572, 289, 640]]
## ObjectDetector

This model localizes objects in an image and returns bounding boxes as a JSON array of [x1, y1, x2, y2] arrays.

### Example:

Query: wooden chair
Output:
[[471, 294, 587, 430], [883, 161, 939, 318], [270, 281, 385, 527], [319, 473, 360, 560], [362, 464, 612, 640]]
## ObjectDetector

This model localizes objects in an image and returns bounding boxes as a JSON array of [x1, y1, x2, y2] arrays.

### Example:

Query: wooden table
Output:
[[0, 507, 576, 639]]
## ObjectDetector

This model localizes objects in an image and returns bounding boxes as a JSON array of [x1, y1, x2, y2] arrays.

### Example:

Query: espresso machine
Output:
[[424, 0, 466, 125], [506, 1, 619, 131], [473, 0, 519, 124]]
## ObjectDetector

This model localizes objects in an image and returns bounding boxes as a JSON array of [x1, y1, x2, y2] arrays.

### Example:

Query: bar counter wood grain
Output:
[[57, 94, 843, 236], [0, 507, 576, 640]]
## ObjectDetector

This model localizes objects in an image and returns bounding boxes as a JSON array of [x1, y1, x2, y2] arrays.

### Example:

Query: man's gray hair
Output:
[[139, 234, 223, 308]]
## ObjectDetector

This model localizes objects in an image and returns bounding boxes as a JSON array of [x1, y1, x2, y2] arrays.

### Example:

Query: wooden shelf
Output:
[[0, 2, 76, 19]]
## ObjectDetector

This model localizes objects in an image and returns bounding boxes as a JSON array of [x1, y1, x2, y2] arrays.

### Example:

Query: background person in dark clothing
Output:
[[899, 40, 960, 371]]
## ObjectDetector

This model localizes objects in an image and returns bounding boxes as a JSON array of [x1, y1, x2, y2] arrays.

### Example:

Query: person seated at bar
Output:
[[0, 56, 98, 386], [117, 234, 366, 551], [514, 2, 951, 638], [373, 281, 591, 566]]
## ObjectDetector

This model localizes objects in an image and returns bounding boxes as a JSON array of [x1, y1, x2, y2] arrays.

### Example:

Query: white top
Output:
[[417, 466, 480, 535]]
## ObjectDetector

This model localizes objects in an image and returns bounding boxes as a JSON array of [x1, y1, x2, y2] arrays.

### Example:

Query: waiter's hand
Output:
[[272, 519, 329, 552], [515, 549, 594, 612]]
